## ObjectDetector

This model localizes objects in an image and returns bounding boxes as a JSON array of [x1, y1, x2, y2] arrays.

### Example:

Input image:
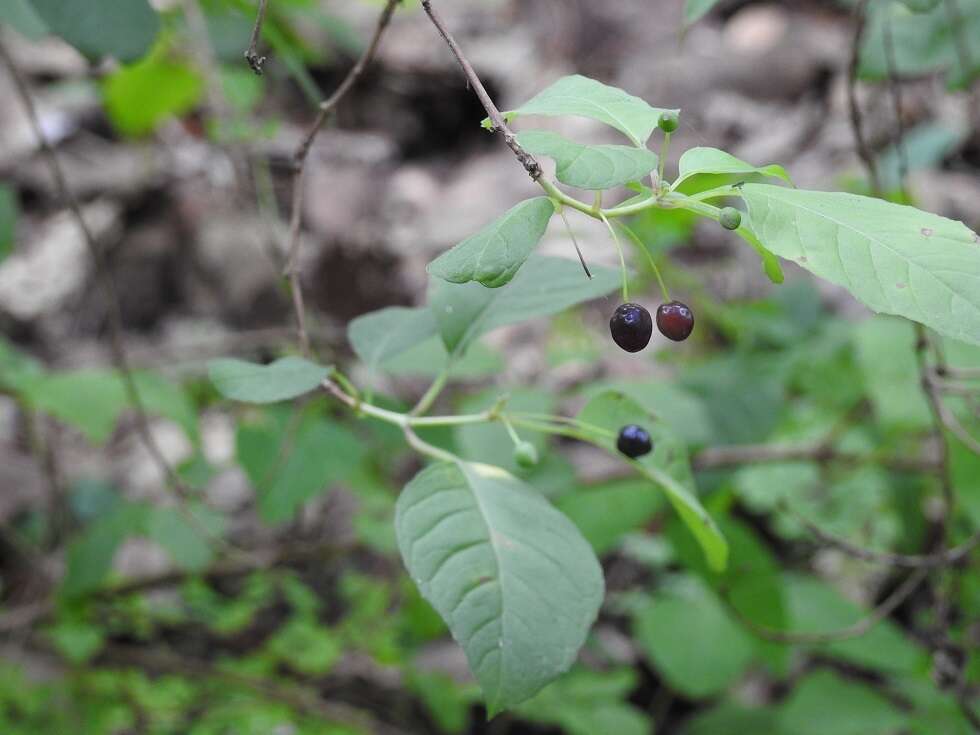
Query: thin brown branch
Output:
[[916, 326, 957, 513], [284, 0, 400, 355], [421, 0, 541, 180], [0, 538, 350, 634], [0, 41, 195, 506], [847, 0, 881, 195], [882, 14, 909, 194], [244, 0, 270, 75], [691, 443, 938, 474], [729, 567, 929, 644], [793, 511, 980, 569]]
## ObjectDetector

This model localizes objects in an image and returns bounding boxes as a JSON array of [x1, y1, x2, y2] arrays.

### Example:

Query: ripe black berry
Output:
[[617, 424, 652, 458], [609, 303, 653, 353], [719, 207, 742, 231], [656, 301, 695, 342]]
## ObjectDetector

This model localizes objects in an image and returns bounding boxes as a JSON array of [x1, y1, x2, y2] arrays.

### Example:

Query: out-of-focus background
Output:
[[1, 0, 980, 733]]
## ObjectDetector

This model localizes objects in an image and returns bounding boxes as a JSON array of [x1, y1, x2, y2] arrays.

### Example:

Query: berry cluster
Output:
[[609, 300, 695, 351]]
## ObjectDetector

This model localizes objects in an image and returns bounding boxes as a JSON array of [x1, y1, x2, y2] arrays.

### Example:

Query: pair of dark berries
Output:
[[609, 301, 694, 352]]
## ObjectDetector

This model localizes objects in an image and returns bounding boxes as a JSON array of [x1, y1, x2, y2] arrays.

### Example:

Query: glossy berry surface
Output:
[[719, 207, 742, 230], [656, 301, 695, 342], [513, 441, 539, 469], [658, 111, 679, 133], [617, 424, 653, 459], [609, 303, 653, 353]]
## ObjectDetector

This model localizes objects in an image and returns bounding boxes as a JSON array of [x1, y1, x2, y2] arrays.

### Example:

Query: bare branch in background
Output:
[[284, 0, 400, 356], [846, 0, 881, 195], [244, 0, 270, 75], [792, 510, 980, 569], [421, 0, 542, 180], [692, 442, 938, 473], [0, 41, 194, 507], [882, 14, 909, 195], [728, 567, 929, 644]]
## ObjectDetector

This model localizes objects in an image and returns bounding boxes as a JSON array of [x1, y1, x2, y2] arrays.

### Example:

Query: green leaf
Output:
[[18, 370, 198, 445], [208, 356, 330, 404], [853, 316, 932, 431], [428, 198, 555, 288], [28, 0, 160, 62], [499, 74, 678, 146], [673, 147, 791, 194], [63, 502, 144, 597], [515, 668, 649, 735], [0, 184, 16, 263], [684, 0, 723, 25], [632, 576, 754, 698], [776, 670, 907, 735], [144, 505, 223, 572], [556, 479, 665, 554], [103, 51, 204, 137], [265, 618, 342, 676], [682, 702, 781, 735], [381, 337, 503, 379], [237, 414, 364, 524], [0, 0, 48, 39], [455, 387, 555, 474], [731, 217, 785, 284], [782, 574, 927, 673], [516, 130, 658, 190], [46, 620, 105, 664], [395, 462, 604, 714], [742, 183, 980, 345], [577, 391, 728, 571], [347, 306, 438, 372], [429, 255, 620, 355]]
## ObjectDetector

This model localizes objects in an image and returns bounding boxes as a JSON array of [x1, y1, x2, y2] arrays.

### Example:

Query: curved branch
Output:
[[420, 0, 541, 180], [728, 567, 929, 644], [284, 0, 401, 355]]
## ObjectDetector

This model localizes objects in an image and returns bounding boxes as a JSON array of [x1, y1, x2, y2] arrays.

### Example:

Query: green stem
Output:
[[500, 415, 522, 446], [411, 365, 450, 416], [658, 132, 671, 186], [602, 195, 659, 219], [683, 184, 743, 201], [615, 221, 671, 302], [599, 211, 629, 302], [403, 425, 458, 463], [661, 193, 722, 221], [537, 177, 595, 217]]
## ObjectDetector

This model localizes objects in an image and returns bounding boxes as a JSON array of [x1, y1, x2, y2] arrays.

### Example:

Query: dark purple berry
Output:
[[656, 301, 695, 342], [609, 303, 653, 353], [617, 424, 652, 459]]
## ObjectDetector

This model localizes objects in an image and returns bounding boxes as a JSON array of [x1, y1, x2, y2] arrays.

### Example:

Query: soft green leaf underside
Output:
[[208, 357, 331, 403], [673, 147, 791, 194], [347, 306, 438, 372], [516, 130, 658, 190], [428, 198, 555, 288], [395, 462, 604, 714], [429, 255, 620, 355], [28, 0, 160, 62], [495, 75, 678, 146], [742, 184, 980, 345], [577, 391, 728, 571]]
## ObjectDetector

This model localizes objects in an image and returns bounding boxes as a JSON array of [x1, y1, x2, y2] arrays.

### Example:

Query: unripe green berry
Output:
[[513, 441, 539, 469], [719, 207, 742, 231], [658, 111, 679, 133]]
